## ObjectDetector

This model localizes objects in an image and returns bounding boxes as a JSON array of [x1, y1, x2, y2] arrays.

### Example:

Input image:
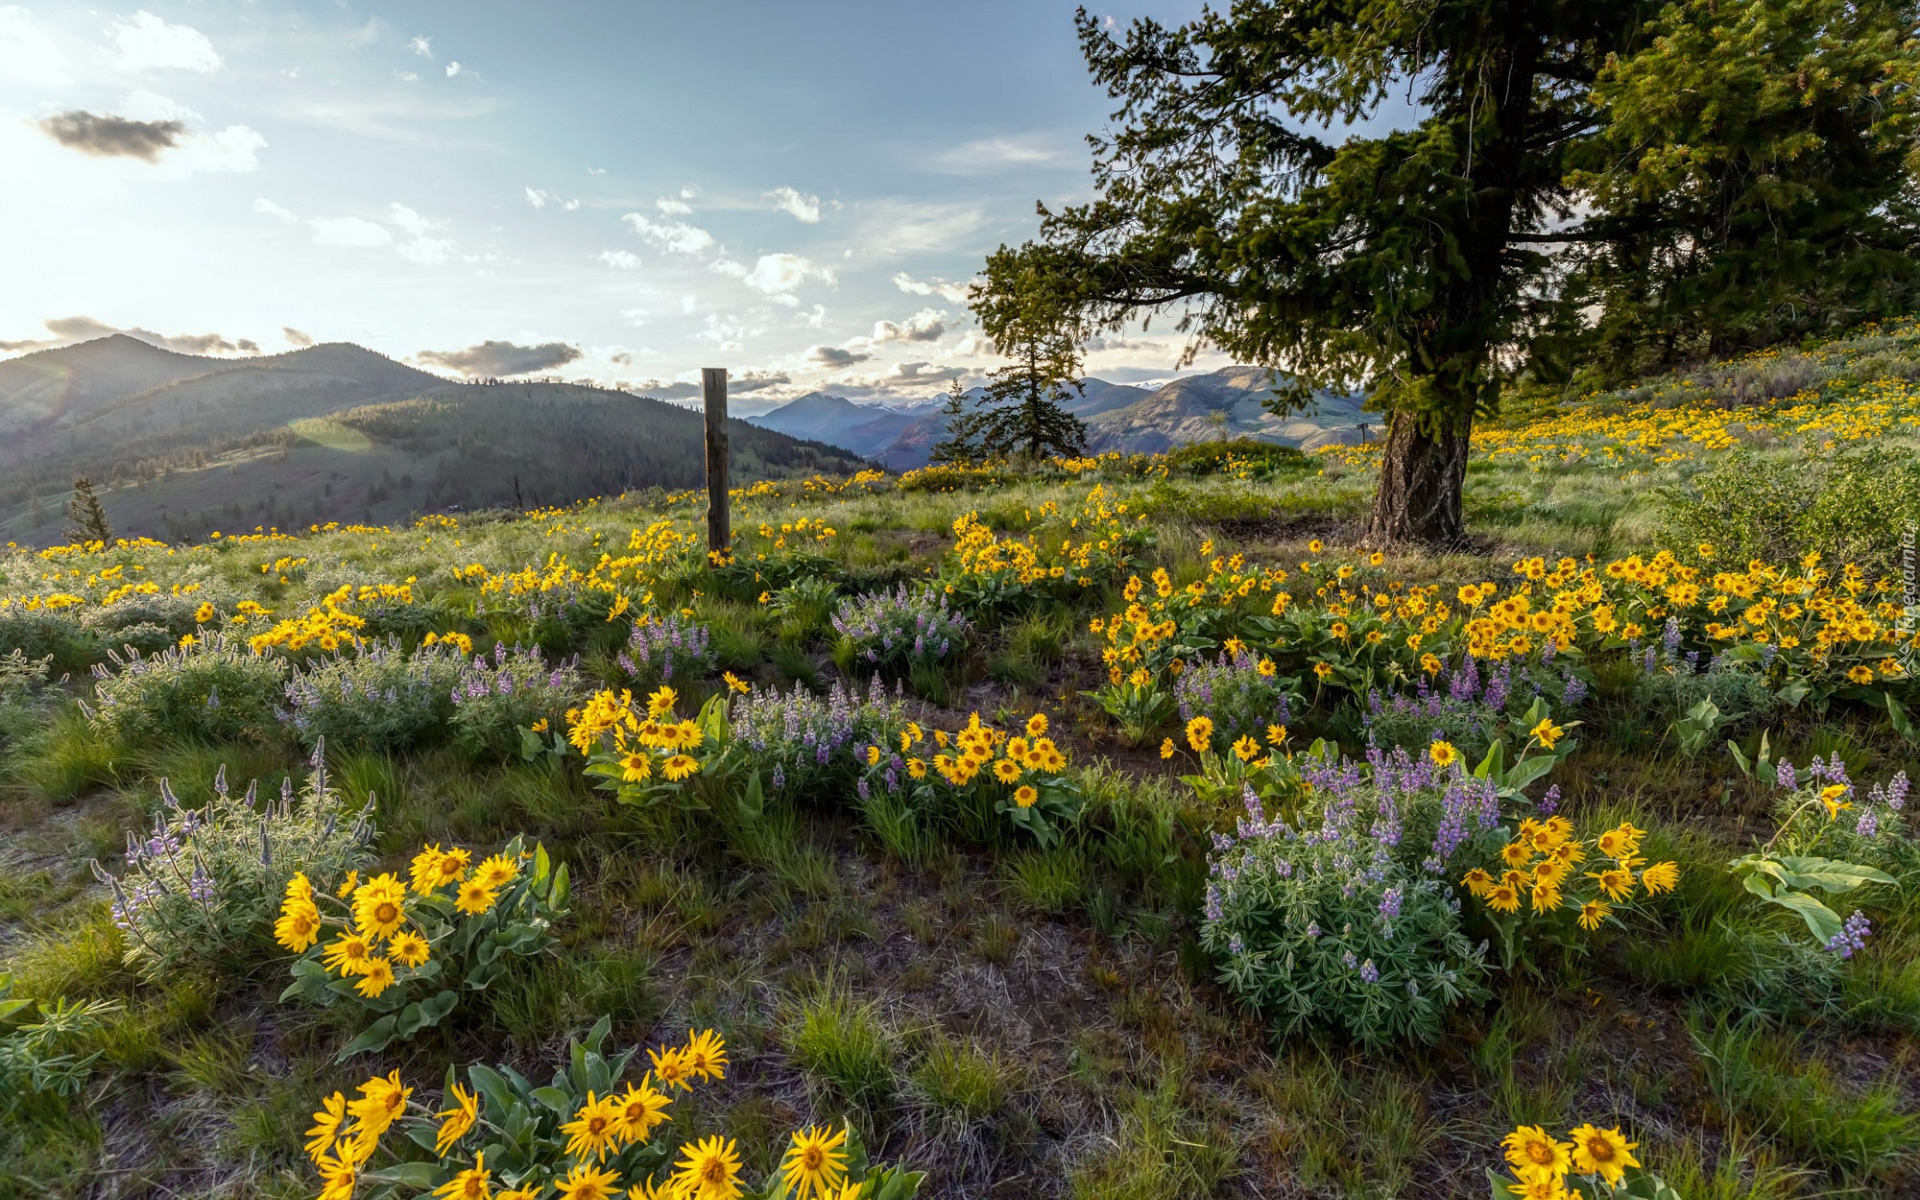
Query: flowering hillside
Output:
[[2, 328, 1918, 1199]]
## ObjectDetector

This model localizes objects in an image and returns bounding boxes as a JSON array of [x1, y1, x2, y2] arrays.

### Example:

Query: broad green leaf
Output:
[[1761, 888, 1844, 942], [335, 1015, 399, 1061], [1775, 855, 1897, 893]]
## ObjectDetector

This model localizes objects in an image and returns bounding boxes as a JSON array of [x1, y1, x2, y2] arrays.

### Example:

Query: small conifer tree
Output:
[[67, 477, 113, 544]]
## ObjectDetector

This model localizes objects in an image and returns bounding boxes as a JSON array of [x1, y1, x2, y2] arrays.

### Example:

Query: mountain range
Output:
[[747, 366, 1369, 469], [0, 336, 863, 543]]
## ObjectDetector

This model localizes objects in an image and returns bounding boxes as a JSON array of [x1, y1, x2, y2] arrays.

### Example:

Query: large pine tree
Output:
[[973, 0, 1920, 545]]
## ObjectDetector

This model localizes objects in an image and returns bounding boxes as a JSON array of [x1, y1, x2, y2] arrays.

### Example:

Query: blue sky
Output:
[[0, 1, 1226, 402]]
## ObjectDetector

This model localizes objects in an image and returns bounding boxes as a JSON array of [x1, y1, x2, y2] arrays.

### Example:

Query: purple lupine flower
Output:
[[1825, 910, 1871, 958], [1359, 959, 1379, 983]]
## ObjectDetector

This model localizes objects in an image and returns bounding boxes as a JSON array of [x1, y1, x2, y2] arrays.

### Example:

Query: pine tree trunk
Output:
[[1366, 410, 1470, 547]]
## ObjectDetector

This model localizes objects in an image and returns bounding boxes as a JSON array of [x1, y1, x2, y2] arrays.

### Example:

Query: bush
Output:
[[1629, 623, 1775, 728], [448, 644, 587, 760], [1662, 448, 1920, 577], [1164, 438, 1312, 477], [92, 749, 377, 974], [0, 604, 91, 669], [1365, 654, 1587, 762], [832, 584, 970, 673], [1201, 748, 1493, 1047], [728, 677, 904, 802], [0, 649, 53, 751], [1173, 647, 1296, 751], [281, 637, 464, 752], [617, 612, 715, 683], [83, 632, 289, 744]]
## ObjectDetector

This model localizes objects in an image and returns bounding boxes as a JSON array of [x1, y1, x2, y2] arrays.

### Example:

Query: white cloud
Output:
[[171, 124, 265, 173], [765, 186, 820, 224], [0, 7, 72, 86], [396, 237, 453, 265], [598, 249, 642, 269], [395, 70, 418, 82], [389, 203, 439, 236], [524, 187, 548, 210], [699, 313, 750, 351], [708, 258, 745, 279], [931, 132, 1071, 173], [346, 17, 386, 46], [309, 216, 393, 248], [857, 201, 985, 255], [739, 253, 833, 297], [799, 304, 828, 329], [586, 166, 605, 176], [118, 89, 195, 122], [409, 35, 433, 58], [620, 307, 649, 326], [445, 61, 464, 77], [562, 198, 580, 211], [622, 212, 715, 256], [867, 307, 947, 345], [254, 197, 299, 222], [680, 294, 698, 314], [110, 11, 222, 73], [891, 271, 973, 304], [950, 329, 994, 357], [655, 196, 693, 216]]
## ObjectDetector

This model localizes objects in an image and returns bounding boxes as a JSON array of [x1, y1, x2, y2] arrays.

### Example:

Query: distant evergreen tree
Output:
[[931, 323, 1088, 464], [67, 478, 113, 544]]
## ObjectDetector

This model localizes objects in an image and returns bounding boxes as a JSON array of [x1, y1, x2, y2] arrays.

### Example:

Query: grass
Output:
[[1694, 1018, 1920, 1180], [785, 978, 897, 1113]]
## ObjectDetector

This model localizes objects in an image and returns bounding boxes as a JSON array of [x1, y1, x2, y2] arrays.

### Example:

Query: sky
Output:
[[0, 0, 1230, 403]]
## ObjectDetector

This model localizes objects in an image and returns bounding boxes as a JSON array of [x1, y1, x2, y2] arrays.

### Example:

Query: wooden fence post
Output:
[[703, 367, 730, 561]]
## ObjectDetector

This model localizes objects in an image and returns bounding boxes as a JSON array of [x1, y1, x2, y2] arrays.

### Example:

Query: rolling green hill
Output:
[[0, 339, 865, 543]]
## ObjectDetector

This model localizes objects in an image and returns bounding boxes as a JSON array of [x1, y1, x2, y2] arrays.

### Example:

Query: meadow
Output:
[[2, 324, 1919, 1200]]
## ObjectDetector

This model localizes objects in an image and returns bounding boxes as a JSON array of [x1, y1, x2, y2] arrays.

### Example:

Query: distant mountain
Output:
[[760, 369, 1369, 470], [1082, 366, 1366, 455], [749, 393, 943, 459], [0, 334, 217, 437], [0, 338, 865, 543]]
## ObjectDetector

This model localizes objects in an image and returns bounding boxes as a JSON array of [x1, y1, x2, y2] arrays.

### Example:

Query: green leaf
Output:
[[530, 1086, 573, 1114], [1885, 693, 1919, 744], [1761, 888, 1844, 942], [365, 1162, 444, 1189], [335, 1015, 400, 1061], [1774, 855, 1897, 893]]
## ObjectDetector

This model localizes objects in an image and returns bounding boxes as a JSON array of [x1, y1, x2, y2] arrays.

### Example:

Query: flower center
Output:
[[1527, 1143, 1553, 1164], [1587, 1137, 1614, 1162], [802, 1147, 823, 1169]]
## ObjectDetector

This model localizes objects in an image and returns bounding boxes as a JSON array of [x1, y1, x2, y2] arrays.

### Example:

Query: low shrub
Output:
[[617, 612, 715, 683], [83, 632, 289, 744], [832, 584, 969, 673], [448, 644, 586, 760], [1662, 448, 1920, 577], [1201, 748, 1494, 1047], [0, 604, 91, 668], [281, 638, 465, 752], [93, 749, 377, 974], [1173, 645, 1297, 752], [1365, 653, 1587, 763], [1164, 438, 1313, 477]]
